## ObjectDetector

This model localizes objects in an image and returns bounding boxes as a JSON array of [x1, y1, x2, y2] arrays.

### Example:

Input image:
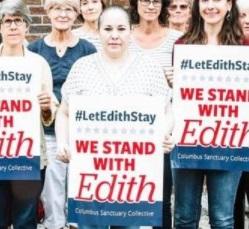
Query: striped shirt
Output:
[[130, 29, 182, 70], [72, 27, 102, 51]]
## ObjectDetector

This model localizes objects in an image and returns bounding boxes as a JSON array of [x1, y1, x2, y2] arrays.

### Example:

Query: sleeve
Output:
[[27, 40, 39, 53], [61, 59, 83, 104], [81, 39, 97, 56], [147, 60, 172, 103], [40, 58, 59, 126]]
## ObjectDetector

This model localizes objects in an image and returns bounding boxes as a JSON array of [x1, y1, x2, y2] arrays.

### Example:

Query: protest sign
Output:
[[172, 45, 249, 171], [68, 95, 166, 226], [0, 57, 41, 180]]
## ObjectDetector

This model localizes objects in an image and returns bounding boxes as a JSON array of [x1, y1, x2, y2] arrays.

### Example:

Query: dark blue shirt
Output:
[[28, 38, 97, 135]]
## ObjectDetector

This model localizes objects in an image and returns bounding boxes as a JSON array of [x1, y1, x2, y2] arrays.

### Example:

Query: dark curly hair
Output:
[[181, 0, 243, 45], [129, 0, 170, 25]]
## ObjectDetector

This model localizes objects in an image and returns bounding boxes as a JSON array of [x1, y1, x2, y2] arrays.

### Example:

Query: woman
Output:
[[0, 0, 56, 228], [28, 1, 96, 228], [167, 0, 191, 32], [56, 6, 174, 229], [172, 0, 243, 228], [73, 0, 105, 50], [238, 0, 249, 43], [129, 0, 182, 228], [234, 1, 249, 228]]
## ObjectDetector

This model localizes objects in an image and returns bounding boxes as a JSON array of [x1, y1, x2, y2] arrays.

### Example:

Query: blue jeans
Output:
[[78, 226, 139, 229], [154, 154, 172, 229], [0, 180, 41, 229], [173, 169, 241, 229]]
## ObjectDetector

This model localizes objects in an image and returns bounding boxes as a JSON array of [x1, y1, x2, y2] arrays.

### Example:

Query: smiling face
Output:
[[199, 0, 232, 28], [168, 0, 191, 26], [99, 8, 131, 59], [48, 4, 78, 31], [137, 0, 162, 22], [0, 14, 27, 47], [239, 6, 249, 39], [80, 0, 103, 23]]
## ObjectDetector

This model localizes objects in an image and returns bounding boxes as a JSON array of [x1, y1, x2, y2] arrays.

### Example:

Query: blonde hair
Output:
[[44, 0, 80, 14]]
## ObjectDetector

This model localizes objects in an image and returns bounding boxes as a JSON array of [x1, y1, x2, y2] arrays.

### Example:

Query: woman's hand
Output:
[[56, 144, 71, 163], [164, 66, 174, 88], [38, 92, 51, 111], [163, 134, 175, 153]]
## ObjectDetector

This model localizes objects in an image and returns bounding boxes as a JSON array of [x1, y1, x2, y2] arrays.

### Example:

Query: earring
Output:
[[226, 10, 231, 21]]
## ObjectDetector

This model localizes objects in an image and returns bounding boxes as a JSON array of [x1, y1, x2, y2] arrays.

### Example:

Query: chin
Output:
[[56, 26, 72, 31], [7, 41, 23, 47], [108, 51, 122, 58]]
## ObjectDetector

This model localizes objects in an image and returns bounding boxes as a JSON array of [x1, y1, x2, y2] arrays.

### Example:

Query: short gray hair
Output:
[[44, 0, 80, 14], [0, 0, 32, 24], [237, 0, 249, 10]]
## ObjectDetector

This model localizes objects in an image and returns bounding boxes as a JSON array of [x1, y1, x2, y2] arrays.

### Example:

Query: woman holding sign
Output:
[[56, 5, 174, 229], [0, 0, 56, 228], [171, 0, 244, 228]]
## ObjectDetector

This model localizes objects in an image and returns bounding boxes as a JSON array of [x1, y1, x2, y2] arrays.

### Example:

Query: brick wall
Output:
[[26, 0, 49, 41], [25, 0, 128, 42]]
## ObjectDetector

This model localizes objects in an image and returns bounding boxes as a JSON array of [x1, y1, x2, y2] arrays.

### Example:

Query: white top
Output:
[[62, 52, 171, 103], [130, 29, 182, 70], [72, 27, 102, 51]]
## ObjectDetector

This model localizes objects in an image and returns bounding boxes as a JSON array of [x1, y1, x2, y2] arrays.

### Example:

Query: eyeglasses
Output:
[[52, 6, 75, 15], [0, 18, 25, 28], [168, 4, 189, 11], [139, 0, 162, 8]]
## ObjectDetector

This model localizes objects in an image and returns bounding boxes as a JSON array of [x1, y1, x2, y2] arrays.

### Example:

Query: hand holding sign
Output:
[[162, 134, 175, 154], [164, 66, 174, 88], [56, 143, 71, 163], [37, 92, 51, 111]]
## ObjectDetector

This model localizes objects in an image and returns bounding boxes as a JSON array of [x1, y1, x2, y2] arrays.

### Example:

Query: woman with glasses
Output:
[[129, 0, 181, 228], [167, 0, 191, 32], [56, 5, 174, 229], [28, 1, 96, 229], [0, 0, 56, 228], [73, 0, 105, 50]]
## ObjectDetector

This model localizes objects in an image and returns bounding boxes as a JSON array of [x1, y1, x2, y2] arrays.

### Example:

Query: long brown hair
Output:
[[181, 0, 243, 45]]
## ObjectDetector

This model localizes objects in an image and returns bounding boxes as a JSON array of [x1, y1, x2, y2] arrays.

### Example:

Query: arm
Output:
[[39, 59, 58, 126], [163, 102, 175, 153], [55, 100, 70, 163]]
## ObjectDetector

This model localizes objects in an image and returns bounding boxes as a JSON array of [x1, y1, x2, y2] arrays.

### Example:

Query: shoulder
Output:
[[77, 38, 97, 52], [72, 27, 88, 39], [28, 38, 44, 52], [71, 52, 98, 71], [166, 29, 183, 42], [174, 38, 185, 45], [25, 49, 50, 68], [136, 53, 163, 73]]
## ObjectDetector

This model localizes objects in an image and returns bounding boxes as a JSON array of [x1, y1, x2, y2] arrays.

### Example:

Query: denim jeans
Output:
[[0, 180, 41, 229], [78, 226, 139, 229], [154, 154, 172, 229], [173, 169, 241, 229], [234, 172, 249, 229]]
